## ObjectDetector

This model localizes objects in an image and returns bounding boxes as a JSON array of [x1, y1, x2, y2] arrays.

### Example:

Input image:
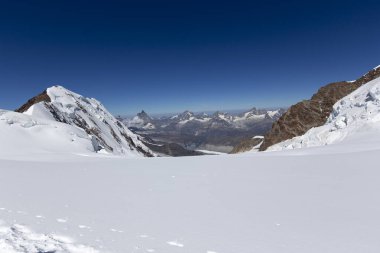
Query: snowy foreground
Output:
[[1, 136, 380, 253]]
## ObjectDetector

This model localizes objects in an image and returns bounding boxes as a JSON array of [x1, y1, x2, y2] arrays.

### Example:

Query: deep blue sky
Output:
[[1, 0, 380, 115]]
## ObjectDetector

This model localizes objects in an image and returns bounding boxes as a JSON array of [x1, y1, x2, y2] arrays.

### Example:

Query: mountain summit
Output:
[[16, 85, 154, 157]]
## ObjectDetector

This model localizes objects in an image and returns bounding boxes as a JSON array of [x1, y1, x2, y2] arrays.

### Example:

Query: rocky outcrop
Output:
[[16, 90, 51, 113], [230, 136, 263, 154], [137, 110, 153, 123], [259, 66, 380, 151]]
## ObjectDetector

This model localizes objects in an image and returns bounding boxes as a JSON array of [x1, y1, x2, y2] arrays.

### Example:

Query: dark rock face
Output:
[[15, 90, 51, 113], [137, 110, 152, 123], [230, 137, 263, 154], [145, 142, 205, 157], [259, 66, 380, 151], [135, 135, 204, 156]]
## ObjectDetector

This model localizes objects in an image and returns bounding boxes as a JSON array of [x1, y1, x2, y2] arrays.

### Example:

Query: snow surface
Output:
[[269, 76, 380, 151], [1, 134, 380, 252], [0, 110, 97, 159]]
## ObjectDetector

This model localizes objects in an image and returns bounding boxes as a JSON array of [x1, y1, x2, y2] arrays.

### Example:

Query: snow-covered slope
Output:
[[0, 110, 97, 159], [1, 135, 380, 253], [268, 75, 380, 151], [18, 86, 154, 157]]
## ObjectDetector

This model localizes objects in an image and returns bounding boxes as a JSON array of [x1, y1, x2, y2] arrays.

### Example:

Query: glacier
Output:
[[1, 134, 380, 252]]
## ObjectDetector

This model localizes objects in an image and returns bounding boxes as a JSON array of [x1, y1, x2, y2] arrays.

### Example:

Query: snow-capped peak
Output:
[[17, 85, 154, 157], [178, 110, 194, 120]]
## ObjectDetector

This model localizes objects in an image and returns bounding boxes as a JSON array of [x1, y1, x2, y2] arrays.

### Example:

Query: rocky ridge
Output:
[[259, 66, 380, 151]]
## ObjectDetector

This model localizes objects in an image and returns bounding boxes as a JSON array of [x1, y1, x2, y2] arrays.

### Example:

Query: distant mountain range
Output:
[[2, 66, 380, 158], [120, 107, 285, 153], [124, 108, 284, 130]]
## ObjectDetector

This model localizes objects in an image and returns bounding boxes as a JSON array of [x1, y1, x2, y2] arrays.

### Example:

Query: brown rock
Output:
[[259, 66, 380, 151], [15, 90, 50, 113], [230, 137, 263, 154]]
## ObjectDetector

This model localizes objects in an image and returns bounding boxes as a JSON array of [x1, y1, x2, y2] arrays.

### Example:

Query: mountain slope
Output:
[[268, 74, 380, 151], [230, 136, 264, 153], [260, 66, 380, 151], [16, 85, 154, 157], [0, 109, 98, 159]]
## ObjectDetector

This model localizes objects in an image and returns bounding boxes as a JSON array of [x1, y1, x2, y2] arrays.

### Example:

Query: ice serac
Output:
[[16, 85, 154, 157], [268, 74, 380, 151], [260, 66, 380, 151]]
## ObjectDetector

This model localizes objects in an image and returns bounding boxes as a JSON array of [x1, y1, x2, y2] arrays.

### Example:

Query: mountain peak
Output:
[[16, 86, 154, 157], [177, 110, 194, 120], [136, 110, 152, 122]]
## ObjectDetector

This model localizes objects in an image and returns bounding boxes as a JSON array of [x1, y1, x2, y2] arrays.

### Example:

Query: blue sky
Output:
[[1, 0, 380, 115]]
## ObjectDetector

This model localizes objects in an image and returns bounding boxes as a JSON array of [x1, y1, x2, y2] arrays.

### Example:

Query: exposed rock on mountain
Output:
[[268, 71, 380, 151], [16, 86, 154, 157], [140, 135, 205, 157], [126, 110, 155, 129], [15, 90, 51, 113], [230, 136, 264, 154], [260, 66, 380, 151]]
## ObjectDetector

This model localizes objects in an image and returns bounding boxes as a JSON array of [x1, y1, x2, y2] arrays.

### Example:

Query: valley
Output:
[[120, 108, 284, 155]]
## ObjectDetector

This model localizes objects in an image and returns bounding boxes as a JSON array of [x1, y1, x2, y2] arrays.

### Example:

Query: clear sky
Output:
[[1, 0, 380, 115]]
